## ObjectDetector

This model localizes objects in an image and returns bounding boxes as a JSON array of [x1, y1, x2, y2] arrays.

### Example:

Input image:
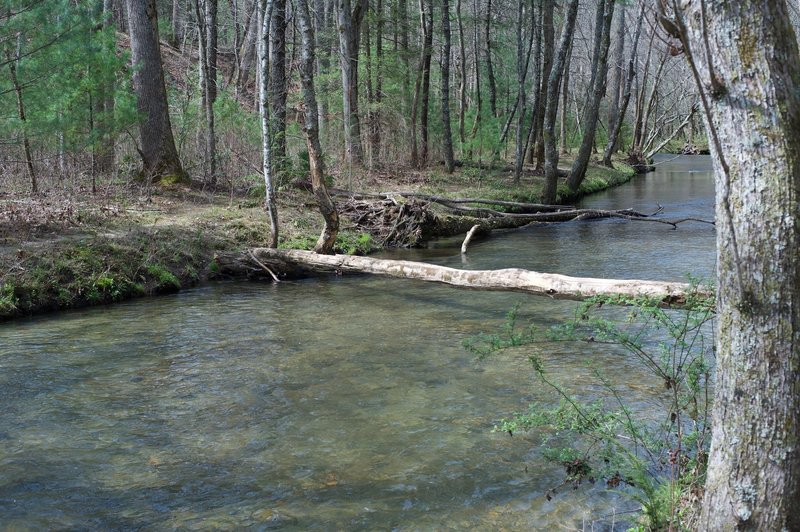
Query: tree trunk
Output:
[[296, 0, 339, 253], [336, 0, 368, 166], [530, 0, 553, 169], [171, 0, 183, 46], [566, 0, 614, 191], [541, 0, 579, 204], [270, 0, 287, 164], [258, 0, 279, 247], [558, 38, 572, 155], [440, 0, 455, 173], [234, 248, 711, 309], [6, 44, 37, 195], [602, 1, 644, 167], [125, 0, 187, 183], [605, 5, 624, 146], [484, 0, 497, 117], [419, 0, 433, 164], [194, 0, 218, 185], [671, 1, 800, 528], [466, 0, 482, 160], [455, 0, 467, 148], [375, 0, 383, 163], [512, 0, 531, 183], [236, 1, 259, 92]]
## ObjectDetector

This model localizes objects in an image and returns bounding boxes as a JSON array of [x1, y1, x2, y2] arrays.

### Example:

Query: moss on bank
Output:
[[0, 159, 636, 321]]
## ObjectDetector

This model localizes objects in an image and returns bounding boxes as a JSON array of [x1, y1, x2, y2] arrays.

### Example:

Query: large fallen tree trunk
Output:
[[217, 248, 713, 308]]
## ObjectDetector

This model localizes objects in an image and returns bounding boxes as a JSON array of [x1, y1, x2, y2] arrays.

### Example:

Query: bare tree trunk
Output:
[[558, 38, 572, 155], [512, 0, 532, 182], [171, 0, 183, 46], [419, 0, 433, 164], [270, 0, 287, 166], [531, 0, 553, 169], [602, 1, 644, 167], [456, 0, 467, 148], [336, 0, 368, 166], [313, 0, 331, 134], [6, 43, 37, 194], [541, 0, 579, 204], [195, 0, 218, 185], [236, 1, 259, 92], [296, 0, 339, 253], [440, 0, 455, 173], [125, 0, 187, 183], [375, 0, 383, 162], [605, 4, 624, 145], [259, 0, 279, 247], [522, 7, 542, 165], [566, 0, 614, 191], [466, 0, 482, 160], [484, 0, 497, 117], [668, 1, 800, 529], [95, 0, 117, 176]]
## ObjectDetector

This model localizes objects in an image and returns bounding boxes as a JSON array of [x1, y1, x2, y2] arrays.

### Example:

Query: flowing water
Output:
[[0, 156, 715, 530]]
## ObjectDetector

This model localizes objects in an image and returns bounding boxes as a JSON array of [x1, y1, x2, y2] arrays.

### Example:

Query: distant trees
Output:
[[1, 0, 704, 207]]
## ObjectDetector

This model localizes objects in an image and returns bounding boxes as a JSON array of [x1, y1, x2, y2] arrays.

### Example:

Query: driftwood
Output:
[[217, 248, 713, 308]]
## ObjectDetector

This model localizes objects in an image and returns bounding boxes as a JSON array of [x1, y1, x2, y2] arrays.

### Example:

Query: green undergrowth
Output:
[[0, 227, 228, 320]]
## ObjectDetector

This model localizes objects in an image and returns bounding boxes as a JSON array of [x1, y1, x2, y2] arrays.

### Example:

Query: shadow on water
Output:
[[0, 156, 715, 529]]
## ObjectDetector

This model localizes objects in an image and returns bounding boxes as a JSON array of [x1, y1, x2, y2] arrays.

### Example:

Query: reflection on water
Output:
[[0, 156, 715, 529]]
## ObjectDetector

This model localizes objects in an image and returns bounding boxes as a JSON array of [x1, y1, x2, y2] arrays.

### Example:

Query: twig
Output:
[[249, 250, 280, 282]]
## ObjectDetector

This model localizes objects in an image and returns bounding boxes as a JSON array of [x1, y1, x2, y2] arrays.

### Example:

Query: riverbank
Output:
[[0, 158, 635, 321]]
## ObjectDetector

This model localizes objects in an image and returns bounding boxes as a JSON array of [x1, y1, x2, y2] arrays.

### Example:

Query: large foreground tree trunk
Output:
[[670, 1, 800, 529], [125, 0, 187, 183]]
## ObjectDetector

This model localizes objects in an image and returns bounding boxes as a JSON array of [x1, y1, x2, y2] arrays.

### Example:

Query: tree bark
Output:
[[530, 0, 553, 169], [541, 0, 579, 204], [455, 0, 467, 148], [605, 5, 624, 147], [558, 38, 572, 156], [566, 0, 614, 191], [670, 1, 800, 529], [232, 248, 711, 309], [602, 1, 645, 167], [194, 0, 218, 185], [512, 0, 532, 183], [258, 0, 279, 247], [296, 0, 339, 253], [440, 0, 455, 173], [270, 0, 287, 163], [125, 0, 187, 183], [6, 44, 37, 194], [236, 1, 259, 92], [419, 0, 433, 164], [336, 0, 368, 166], [484, 0, 497, 117]]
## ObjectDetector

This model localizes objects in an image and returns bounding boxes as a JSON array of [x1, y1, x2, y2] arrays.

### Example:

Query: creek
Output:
[[0, 155, 715, 529]]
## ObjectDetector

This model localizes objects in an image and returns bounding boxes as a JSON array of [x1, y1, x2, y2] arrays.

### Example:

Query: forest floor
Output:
[[0, 157, 635, 320]]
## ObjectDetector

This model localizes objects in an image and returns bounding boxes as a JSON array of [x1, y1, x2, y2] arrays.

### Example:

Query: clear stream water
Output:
[[0, 156, 715, 530]]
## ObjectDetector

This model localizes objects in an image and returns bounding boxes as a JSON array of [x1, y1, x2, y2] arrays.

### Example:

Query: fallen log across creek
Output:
[[216, 248, 714, 309]]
